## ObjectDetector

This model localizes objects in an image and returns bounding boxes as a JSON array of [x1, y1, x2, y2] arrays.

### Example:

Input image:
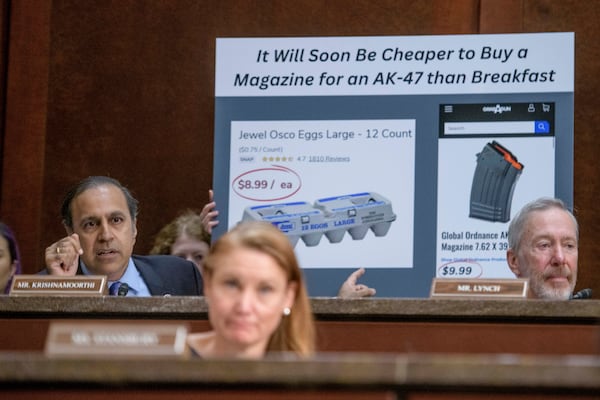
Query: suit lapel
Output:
[[132, 256, 166, 296]]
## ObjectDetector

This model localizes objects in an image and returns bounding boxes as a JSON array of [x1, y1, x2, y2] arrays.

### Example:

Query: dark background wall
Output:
[[1, 0, 598, 296]]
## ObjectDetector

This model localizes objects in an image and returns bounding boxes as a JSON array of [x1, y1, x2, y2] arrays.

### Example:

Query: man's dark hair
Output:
[[61, 176, 139, 229]]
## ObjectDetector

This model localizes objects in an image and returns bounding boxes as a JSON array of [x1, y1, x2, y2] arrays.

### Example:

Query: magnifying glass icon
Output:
[[534, 120, 550, 134]]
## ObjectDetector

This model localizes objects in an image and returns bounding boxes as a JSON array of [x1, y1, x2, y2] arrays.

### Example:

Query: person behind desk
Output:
[[198, 189, 376, 299], [42, 175, 202, 296], [150, 208, 376, 298], [0, 222, 22, 294], [506, 197, 579, 300], [187, 221, 315, 358], [150, 209, 210, 271]]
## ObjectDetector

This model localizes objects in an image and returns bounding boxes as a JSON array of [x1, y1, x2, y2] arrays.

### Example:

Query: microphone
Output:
[[571, 288, 592, 300], [117, 283, 130, 297]]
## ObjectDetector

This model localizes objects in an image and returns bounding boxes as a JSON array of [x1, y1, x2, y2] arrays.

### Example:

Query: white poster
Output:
[[213, 32, 574, 296], [228, 119, 415, 269]]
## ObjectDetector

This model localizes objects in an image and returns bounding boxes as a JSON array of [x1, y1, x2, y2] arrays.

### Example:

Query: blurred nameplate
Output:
[[10, 275, 107, 296], [430, 278, 528, 299], [45, 321, 189, 358]]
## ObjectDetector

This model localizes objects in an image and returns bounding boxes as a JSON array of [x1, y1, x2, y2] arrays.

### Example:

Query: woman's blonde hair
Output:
[[150, 210, 211, 255], [203, 221, 315, 357]]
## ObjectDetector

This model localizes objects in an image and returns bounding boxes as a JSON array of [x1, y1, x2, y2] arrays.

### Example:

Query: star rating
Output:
[[262, 156, 294, 162]]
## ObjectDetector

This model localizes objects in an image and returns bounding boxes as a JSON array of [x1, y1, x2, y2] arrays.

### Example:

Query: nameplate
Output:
[[45, 322, 189, 358], [430, 278, 528, 299], [9, 275, 107, 296]]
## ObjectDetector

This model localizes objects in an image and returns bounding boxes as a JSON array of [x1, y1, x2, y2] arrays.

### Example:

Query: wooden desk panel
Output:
[[1, 319, 597, 355], [1, 297, 598, 355], [316, 320, 600, 354], [2, 390, 393, 400], [1, 390, 596, 400], [0, 353, 598, 399]]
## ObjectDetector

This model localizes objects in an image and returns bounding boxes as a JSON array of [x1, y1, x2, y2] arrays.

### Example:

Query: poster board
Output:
[[213, 33, 574, 297]]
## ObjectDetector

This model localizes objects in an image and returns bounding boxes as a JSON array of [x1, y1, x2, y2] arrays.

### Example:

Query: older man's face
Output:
[[67, 184, 137, 281], [507, 207, 578, 300]]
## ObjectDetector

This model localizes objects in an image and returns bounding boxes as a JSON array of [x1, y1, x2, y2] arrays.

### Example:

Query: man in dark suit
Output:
[[43, 176, 202, 296]]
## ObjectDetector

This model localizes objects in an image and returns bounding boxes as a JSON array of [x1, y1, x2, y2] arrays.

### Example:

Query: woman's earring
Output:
[[283, 307, 291, 316]]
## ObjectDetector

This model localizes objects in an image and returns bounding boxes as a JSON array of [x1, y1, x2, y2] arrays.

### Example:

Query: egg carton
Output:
[[241, 192, 396, 247]]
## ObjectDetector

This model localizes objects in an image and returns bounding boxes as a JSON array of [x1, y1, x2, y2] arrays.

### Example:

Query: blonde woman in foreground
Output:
[[187, 221, 315, 358]]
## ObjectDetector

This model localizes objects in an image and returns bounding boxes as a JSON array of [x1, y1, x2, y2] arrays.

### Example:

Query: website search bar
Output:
[[444, 121, 550, 135]]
